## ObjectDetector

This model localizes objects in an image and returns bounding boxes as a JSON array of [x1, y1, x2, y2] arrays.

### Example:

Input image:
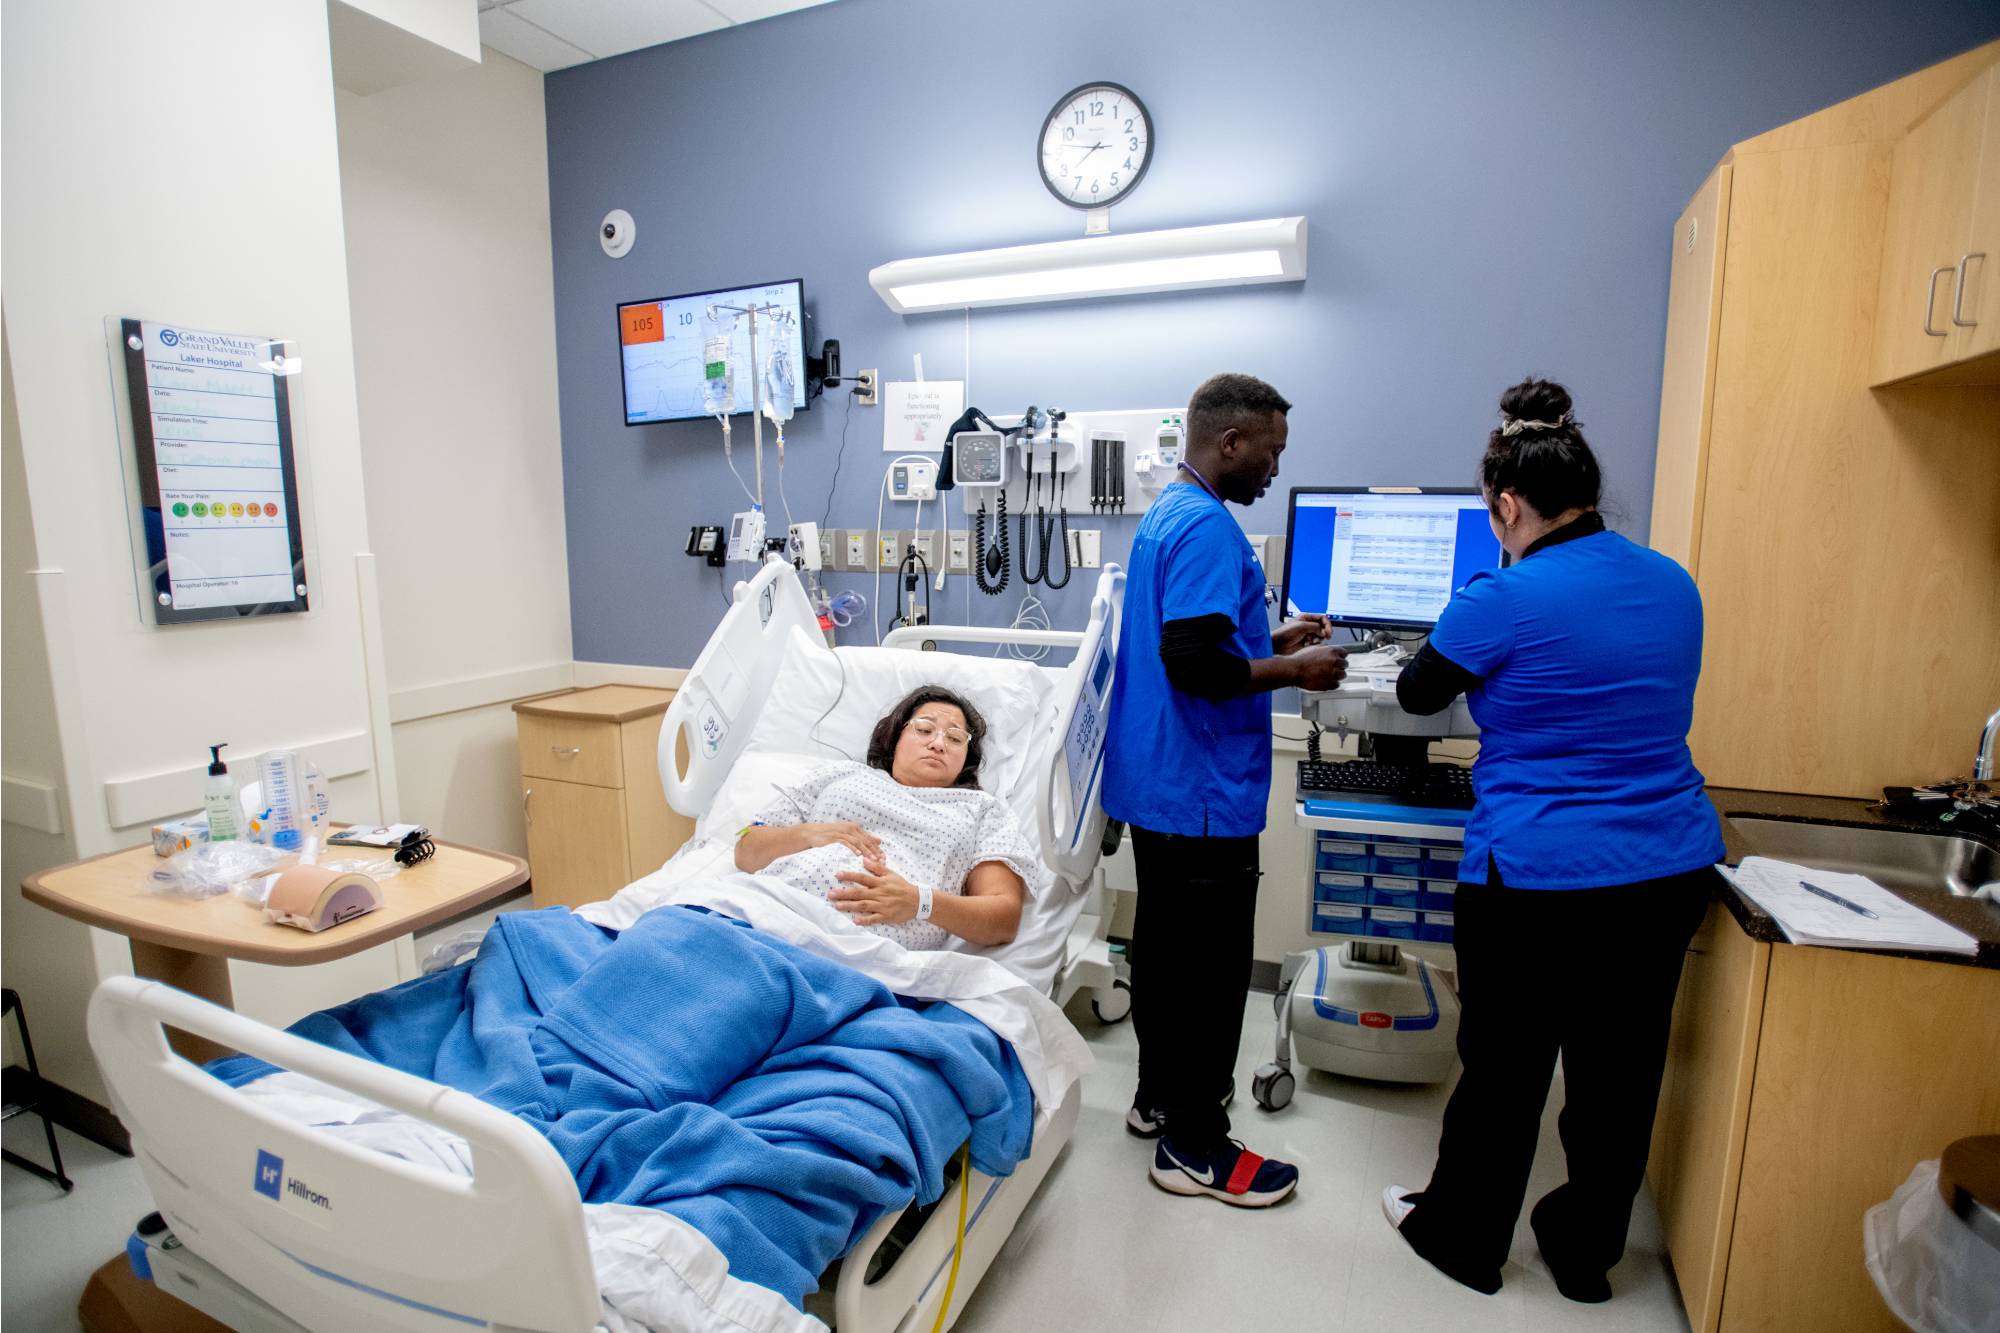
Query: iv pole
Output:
[[713, 301, 776, 508]]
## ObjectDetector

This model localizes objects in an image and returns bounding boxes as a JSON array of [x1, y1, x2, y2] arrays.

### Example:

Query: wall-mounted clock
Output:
[[1038, 81, 1152, 210]]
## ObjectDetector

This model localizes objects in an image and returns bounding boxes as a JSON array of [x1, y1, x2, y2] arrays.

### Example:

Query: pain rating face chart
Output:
[[121, 319, 309, 622]]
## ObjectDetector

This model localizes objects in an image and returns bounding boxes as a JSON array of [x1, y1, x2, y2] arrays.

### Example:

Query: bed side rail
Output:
[[1038, 566, 1125, 887], [88, 978, 599, 1333], [659, 560, 822, 818]]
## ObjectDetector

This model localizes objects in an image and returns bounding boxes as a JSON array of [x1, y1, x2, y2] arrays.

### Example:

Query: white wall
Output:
[[1, 0, 412, 1096], [336, 48, 572, 862]]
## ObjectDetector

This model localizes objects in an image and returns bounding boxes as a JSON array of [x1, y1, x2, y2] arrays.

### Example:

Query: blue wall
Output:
[[546, 0, 1999, 666]]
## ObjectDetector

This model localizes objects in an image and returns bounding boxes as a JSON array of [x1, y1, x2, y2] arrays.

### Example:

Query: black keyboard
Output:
[[1297, 759, 1476, 810]]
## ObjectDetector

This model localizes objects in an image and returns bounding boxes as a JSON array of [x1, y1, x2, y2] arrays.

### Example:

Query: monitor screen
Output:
[[617, 279, 807, 425], [1283, 487, 1505, 630]]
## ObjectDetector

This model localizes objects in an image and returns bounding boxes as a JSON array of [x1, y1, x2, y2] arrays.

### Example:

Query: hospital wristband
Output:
[[916, 883, 934, 924]]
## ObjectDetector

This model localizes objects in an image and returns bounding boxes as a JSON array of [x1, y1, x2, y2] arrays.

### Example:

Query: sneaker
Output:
[[1149, 1137, 1298, 1207], [1381, 1185, 1417, 1230], [1125, 1081, 1238, 1139]]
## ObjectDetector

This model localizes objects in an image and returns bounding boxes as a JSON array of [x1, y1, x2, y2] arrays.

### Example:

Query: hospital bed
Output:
[[86, 558, 1127, 1333]]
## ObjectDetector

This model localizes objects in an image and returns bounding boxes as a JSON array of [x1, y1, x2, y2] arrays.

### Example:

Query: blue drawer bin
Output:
[[1312, 904, 1366, 936], [1418, 879, 1458, 911], [1423, 845, 1466, 878], [1368, 875, 1422, 907], [1365, 906, 1420, 940], [1420, 910, 1456, 944], [1371, 844, 1425, 878], [1315, 836, 1373, 875], [1315, 872, 1370, 905]]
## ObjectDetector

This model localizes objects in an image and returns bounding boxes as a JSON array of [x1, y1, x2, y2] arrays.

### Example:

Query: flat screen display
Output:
[[1282, 487, 1505, 630], [617, 279, 807, 425]]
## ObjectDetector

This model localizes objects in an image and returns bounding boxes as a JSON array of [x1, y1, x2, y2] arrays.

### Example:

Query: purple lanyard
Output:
[[1178, 460, 1222, 502]]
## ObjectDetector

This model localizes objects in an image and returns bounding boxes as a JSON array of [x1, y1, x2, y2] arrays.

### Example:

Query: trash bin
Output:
[[1864, 1135, 2000, 1333]]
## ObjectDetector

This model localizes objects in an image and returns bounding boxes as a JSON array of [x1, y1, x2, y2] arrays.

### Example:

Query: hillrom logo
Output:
[[253, 1149, 331, 1210]]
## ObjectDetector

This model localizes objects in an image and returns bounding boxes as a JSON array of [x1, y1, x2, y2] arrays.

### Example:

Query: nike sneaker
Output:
[[1149, 1137, 1298, 1208]]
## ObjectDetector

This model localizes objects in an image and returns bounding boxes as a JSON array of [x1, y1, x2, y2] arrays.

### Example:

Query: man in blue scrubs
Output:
[[1103, 373, 1348, 1208]]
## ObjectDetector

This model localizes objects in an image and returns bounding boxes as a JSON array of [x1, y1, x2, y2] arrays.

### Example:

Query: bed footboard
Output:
[[87, 978, 599, 1333]]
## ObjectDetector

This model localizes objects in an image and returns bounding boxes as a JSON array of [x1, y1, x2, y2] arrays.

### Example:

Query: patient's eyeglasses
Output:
[[905, 717, 972, 750]]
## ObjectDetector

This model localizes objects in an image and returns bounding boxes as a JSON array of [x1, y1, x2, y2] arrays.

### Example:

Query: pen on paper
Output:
[[1800, 879, 1880, 920]]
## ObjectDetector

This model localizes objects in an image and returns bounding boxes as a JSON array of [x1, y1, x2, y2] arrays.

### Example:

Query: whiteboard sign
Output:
[[881, 380, 964, 454], [119, 319, 309, 623]]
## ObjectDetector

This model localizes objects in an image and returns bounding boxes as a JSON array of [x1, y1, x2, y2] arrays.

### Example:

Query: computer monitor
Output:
[[1282, 487, 1506, 631], [617, 278, 807, 425]]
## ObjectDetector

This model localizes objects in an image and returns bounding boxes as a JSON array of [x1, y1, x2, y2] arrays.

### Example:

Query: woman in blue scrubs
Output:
[[1380, 378, 1725, 1302]]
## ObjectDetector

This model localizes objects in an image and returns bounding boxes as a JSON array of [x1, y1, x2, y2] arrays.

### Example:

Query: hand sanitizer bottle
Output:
[[203, 744, 242, 842]]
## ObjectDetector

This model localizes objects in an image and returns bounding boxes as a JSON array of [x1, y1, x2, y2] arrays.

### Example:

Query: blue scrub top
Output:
[[1103, 482, 1273, 838], [1430, 527, 1725, 890]]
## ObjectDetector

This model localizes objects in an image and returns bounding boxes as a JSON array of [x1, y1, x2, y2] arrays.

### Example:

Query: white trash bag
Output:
[[1864, 1158, 2000, 1333]]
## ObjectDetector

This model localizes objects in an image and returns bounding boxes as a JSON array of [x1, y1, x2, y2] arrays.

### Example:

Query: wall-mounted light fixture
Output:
[[868, 216, 1307, 314]]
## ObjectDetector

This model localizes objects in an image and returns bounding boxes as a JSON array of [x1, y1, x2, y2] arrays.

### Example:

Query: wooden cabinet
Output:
[[1649, 42, 2000, 798], [1647, 903, 1770, 1333], [1872, 65, 2000, 385], [1649, 908, 2000, 1333], [513, 685, 694, 910]]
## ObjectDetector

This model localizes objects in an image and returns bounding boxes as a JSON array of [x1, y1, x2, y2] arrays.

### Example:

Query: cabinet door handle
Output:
[[1951, 252, 1985, 327], [522, 787, 532, 825], [551, 745, 582, 757], [1925, 265, 1954, 336]]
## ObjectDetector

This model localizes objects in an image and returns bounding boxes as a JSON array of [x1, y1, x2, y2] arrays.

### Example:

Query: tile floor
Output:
[[0, 992, 1693, 1332]]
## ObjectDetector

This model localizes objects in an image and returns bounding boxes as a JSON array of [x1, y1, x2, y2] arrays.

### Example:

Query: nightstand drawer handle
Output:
[[551, 746, 582, 757]]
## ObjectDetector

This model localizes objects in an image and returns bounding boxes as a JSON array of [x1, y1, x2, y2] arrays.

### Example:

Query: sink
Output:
[[1727, 817, 1998, 898]]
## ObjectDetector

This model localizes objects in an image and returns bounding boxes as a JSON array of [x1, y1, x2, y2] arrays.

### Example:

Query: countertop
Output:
[[1708, 787, 2000, 970]]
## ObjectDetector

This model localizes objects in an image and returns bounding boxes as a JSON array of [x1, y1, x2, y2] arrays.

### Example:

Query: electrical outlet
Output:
[[912, 532, 937, 568], [845, 531, 867, 569], [818, 529, 836, 570], [1072, 529, 1102, 568], [856, 369, 878, 407], [947, 531, 970, 573]]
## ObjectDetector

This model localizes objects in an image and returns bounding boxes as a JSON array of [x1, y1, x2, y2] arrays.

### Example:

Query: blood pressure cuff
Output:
[[1160, 613, 1252, 701]]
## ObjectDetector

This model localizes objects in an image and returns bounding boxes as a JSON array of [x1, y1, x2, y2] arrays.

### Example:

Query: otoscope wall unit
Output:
[[975, 407, 1188, 517]]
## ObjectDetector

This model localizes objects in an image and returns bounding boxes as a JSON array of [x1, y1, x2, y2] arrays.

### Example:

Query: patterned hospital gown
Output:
[[753, 761, 1041, 950]]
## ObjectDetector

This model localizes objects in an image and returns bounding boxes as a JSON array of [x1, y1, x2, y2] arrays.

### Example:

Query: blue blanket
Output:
[[209, 905, 1033, 1307]]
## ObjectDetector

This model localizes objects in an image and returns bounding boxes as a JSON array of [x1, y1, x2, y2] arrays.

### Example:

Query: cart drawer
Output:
[[517, 713, 623, 788]]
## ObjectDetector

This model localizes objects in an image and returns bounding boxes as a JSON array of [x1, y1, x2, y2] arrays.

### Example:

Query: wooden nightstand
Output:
[[512, 685, 694, 909]]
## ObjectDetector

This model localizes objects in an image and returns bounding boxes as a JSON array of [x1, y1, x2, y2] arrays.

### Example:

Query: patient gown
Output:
[[755, 761, 1041, 950]]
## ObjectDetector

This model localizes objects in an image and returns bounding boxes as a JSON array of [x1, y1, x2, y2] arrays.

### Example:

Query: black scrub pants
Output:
[[1128, 825, 1261, 1151], [1397, 864, 1715, 1291]]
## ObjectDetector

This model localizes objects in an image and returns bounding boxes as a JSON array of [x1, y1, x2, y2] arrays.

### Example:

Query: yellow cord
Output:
[[930, 1143, 972, 1333]]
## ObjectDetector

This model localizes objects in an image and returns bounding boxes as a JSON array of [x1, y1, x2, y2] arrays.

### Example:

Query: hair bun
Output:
[[1499, 377, 1572, 425]]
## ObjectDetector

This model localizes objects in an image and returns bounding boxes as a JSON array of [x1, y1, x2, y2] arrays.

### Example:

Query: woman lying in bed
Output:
[[733, 685, 1034, 949]]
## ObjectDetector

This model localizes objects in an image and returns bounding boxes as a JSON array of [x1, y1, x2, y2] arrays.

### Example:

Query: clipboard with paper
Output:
[[1721, 856, 1978, 955]]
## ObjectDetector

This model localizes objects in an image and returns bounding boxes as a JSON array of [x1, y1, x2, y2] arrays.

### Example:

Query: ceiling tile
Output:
[[702, 0, 835, 22], [478, 6, 596, 70], [507, 0, 725, 59]]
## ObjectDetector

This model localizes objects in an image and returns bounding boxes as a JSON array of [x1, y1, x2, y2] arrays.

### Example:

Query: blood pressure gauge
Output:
[[951, 431, 1008, 487]]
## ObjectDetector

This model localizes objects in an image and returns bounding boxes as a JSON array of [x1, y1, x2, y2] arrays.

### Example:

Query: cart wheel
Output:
[[1252, 1063, 1295, 1112], [1091, 979, 1132, 1024]]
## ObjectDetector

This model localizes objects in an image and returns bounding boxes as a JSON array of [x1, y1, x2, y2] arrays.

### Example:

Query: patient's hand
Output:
[[831, 857, 920, 926], [799, 822, 882, 861]]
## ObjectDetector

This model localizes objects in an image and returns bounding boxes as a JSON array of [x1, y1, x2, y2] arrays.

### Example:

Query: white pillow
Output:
[[693, 750, 824, 845], [744, 626, 1053, 810]]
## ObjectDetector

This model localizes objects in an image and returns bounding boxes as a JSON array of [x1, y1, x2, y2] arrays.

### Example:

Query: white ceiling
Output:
[[477, 0, 837, 72]]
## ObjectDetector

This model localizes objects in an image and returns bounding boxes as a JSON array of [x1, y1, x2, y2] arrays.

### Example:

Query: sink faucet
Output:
[[1979, 706, 2000, 782]]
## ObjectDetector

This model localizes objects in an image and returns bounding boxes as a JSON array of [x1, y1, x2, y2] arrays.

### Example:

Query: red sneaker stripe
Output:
[[1225, 1151, 1264, 1195]]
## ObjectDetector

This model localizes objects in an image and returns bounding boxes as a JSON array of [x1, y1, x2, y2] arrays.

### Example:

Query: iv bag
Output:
[[701, 307, 736, 416], [762, 323, 797, 426]]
